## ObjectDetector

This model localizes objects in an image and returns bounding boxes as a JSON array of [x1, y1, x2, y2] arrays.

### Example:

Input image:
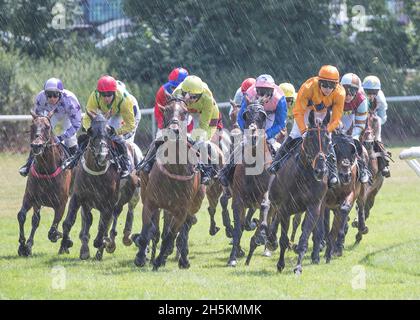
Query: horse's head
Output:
[[332, 133, 357, 185], [86, 111, 110, 166], [30, 110, 54, 156], [243, 99, 267, 145], [159, 97, 189, 134], [361, 111, 378, 151], [302, 110, 331, 181]]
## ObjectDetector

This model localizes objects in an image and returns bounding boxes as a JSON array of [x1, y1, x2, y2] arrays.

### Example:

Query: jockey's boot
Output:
[[199, 163, 215, 185], [357, 157, 370, 184], [112, 135, 130, 178], [218, 162, 236, 187], [61, 135, 88, 170], [327, 143, 339, 188], [378, 157, 391, 178], [268, 136, 295, 174], [353, 139, 369, 184], [18, 152, 34, 177], [139, 141, 158, 173]]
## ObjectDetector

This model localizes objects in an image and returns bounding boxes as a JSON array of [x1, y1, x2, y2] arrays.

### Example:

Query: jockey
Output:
[[64, 75, 136, 178], [229, 78, 256, 128], [277, 82, 297, 141], [19, 78, 82, 177], [116, 80, 141, 143], [219, 74, 287, 187], [269, 65, 345, 188], [140, 75, 221, 185], [340, 73, 369, 183], [154, 67, 193, 136], [362, 75, 390, 177]]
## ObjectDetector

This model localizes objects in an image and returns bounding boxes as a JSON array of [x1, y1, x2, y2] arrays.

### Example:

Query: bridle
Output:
[[301, 124, 328, 171]]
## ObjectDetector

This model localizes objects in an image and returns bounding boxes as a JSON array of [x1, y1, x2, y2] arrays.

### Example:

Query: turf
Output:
[[0, 148, 419, 300]]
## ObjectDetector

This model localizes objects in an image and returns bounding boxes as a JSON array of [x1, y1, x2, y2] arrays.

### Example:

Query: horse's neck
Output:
[[34, 140, 61, 174], [243, 137, 271, 169]]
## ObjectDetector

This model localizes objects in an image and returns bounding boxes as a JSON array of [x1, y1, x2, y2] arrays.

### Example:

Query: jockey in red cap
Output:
[[154, 67, 192, 135]]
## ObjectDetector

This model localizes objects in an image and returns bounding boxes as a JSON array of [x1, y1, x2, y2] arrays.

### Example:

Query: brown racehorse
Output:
[[320, 133, 362, 263], [58, 111, 121, 260], [352, 110, 389, 243], [252, 110, 331, 274], [225, 101, 272, 267], [134, 98, 205, 270], [17, 110, 72, 256]]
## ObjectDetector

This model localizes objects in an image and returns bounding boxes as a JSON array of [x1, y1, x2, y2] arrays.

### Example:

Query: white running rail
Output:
[[399, 147, 420, 177]]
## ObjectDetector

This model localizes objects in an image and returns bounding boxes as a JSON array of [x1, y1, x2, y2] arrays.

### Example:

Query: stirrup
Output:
[[328, 176, 339, 188], [19, 166, 29, 177], [382, 167, 390, 178]]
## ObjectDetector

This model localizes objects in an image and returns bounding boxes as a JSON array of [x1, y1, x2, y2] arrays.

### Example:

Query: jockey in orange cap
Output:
[[269, 65, 345, 188]]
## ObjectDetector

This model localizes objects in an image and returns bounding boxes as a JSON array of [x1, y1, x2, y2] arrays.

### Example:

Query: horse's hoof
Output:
[[80, 245, 90, 260], [106, 241, 116, 254], [209, 226, 220, 236], [294, 266, 303, 275], [325, 256, 331, 264], [355, 233, 362, 243], [131, 234, 140, 247], [266, 240, 278, 252], [134, 253, 146, 267], [244, 220, 257, 231], [336, 247, 343, 257], [352, 220, 359, 228], [18, 244, 30, 257], [362, 226, 369, 235], [122, 234, 133, 246], [237, 248, 245, 258], [277, 263, 285, 273], [263, 249, 272, 257], [178, 259, 190, 269], [93, 238, 102, 249], [311, 257, 320, 264], [227, 259, 237, 267], [58, 246, 69, 255], [48, 230, 63, 243], [95, 250, 103, 261]]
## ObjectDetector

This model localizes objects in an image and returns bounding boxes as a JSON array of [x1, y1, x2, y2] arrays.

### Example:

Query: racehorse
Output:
[[17, 110, 72, 256], [134, 97, 205, 270], [352, 110, 389, 243], [320, 133, 362, 263], [58, 111, 122, 260], [225, 100, 272, 267], [250, 110, 331, 274]]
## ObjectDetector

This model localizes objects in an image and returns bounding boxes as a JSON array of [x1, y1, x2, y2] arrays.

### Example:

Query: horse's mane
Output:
[[332, 132, 354, 146]]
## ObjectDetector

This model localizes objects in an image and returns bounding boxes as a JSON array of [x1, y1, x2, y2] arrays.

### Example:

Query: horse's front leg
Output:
[[94, 208, 113, 261], [48, 204, 65, 243], [134, 202, 158, 268], [123, 190, 140, 246], [17, 199, 32, 257], [295, 203, 322, 274], [228, 199, 245, 267], [153, 210, 186, 271], [277, 211, 290, 272], [311, 204, 325, 264], [79, 206, 93, 260], [220, 189, 233, 238], [108, 205, 123, 254], [59, 195, 80, 254], [24, 206, 41, 256], [176, 215, 195, 269]]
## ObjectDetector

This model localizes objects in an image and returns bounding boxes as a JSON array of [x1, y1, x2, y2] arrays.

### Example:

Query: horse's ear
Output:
[[165, 92, 173, 100], [87, 111, 96, 120], [322, 110, 331, 127], [30, 109, 37, 119], [229, 99, 238, 110], [308, 110, 315, 127], [47, 109, 55, 119], [157, 103, 166, 113], [104, 110, 112, 119]]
